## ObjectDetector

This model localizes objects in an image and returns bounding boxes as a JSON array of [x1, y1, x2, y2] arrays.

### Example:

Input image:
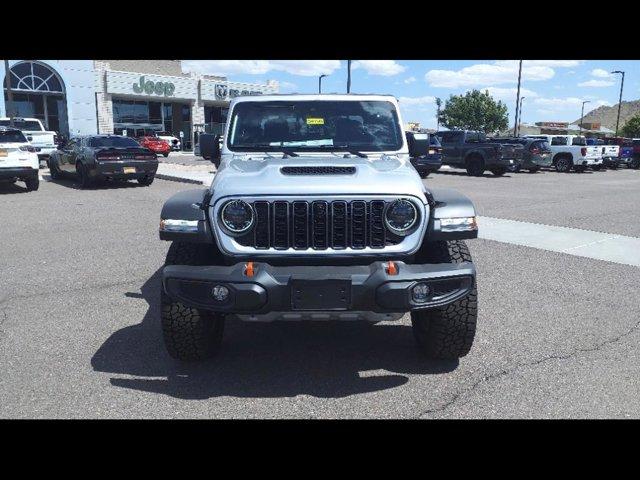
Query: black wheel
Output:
[[25, 176, 39, 191], [490, 167, 507, 176], [411, 240, 478, 360], [592, 165, 602, 171], [137, 175, 155, 186], [555, 156, 572, 173], [76, 162, 92, 189], [631, 157, 640, 169], [528, 167, 540, 173], [48, 158, 61, 180], [163, 152, 169, 157], [418, 170, 430, 178], [465, 156, 485, 177], [161, 242, 225, 361]]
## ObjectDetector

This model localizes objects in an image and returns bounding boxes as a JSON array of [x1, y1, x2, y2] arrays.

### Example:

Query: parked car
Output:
[[137, 135, 171, 157], [156, 131, 181, 151], [159, 94, 479, 362], [0, 117, 57, 163], [0, 126, 40, 191], [48, 134, 158, 188], [524, 134, 602, 172], [434, 130, 522, 176], [630, 139, 640, 169], [406, 131, 442, 178], [488, 137, 552, 173]]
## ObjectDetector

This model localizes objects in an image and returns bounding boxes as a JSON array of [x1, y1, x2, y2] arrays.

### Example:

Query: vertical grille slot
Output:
[[292, 201, 309, 250], [253, 201, 270, 249], [351, 200, 367, 249], [311, 201, 329, 250], [272, 201, 289, 249], [370, 200, 386, 248], [331, 201, 348, 249]]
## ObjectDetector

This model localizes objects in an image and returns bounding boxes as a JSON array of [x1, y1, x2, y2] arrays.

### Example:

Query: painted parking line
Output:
[[478, 216, 640, 267]]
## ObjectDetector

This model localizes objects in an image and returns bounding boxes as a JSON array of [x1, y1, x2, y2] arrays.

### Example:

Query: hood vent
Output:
[[280, 166, 356, 176]]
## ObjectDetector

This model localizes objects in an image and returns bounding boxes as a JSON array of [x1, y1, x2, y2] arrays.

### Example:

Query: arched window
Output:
[[7, 61, 65, 93]]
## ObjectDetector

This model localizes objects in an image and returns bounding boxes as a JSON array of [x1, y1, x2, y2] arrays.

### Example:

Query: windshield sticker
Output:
[[306, 117, 325, 125]]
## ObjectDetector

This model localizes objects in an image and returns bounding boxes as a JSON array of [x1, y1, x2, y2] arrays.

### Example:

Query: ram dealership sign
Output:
[[214, 84, 263, 100]]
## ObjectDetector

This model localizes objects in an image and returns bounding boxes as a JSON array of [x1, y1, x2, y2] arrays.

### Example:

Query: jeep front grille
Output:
[[236, 200, 400, 250]]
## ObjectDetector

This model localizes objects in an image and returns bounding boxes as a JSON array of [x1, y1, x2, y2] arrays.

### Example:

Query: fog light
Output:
[[411, 282, 431, 304], [212, 285, 230, 302]]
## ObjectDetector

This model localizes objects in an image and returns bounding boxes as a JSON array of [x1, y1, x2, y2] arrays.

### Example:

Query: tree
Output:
[[438, 89, 509, 134], [621, 114, 640, 138]]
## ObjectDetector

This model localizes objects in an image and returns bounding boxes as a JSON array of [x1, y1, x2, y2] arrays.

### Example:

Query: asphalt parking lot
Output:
[[1, 167, 639, 419]]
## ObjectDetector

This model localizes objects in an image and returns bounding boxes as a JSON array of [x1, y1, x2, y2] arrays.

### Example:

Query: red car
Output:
[[137, 136, 171, 157]]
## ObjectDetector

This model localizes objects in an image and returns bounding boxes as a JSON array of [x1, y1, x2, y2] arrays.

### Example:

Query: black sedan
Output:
[[48, 135, 158, 188]]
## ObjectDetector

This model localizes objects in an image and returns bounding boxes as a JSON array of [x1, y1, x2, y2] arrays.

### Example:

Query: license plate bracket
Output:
[[290, 279, 351, 311]]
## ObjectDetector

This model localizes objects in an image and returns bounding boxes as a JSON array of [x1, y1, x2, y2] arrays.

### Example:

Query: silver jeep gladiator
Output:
[[159, 94, 479, 361]]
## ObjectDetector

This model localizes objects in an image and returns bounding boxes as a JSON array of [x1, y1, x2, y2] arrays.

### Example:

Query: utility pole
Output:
[[347, 60, 352, 94], [3, 59, 15, 126], [513, 60, 523, 137], [580, 100, 590, 135], [611, 70, 625, 136], [517, 96, 525, 136], [318, 74, 327, 94]]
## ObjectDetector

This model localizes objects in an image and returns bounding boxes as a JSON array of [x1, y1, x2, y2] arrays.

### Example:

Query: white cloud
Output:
[[352, 60, 406, 76], [398, 95, 436, 106], [533, 96, 611, 111], [578, 79, 615, 88], [479, 86, 539, 102], [404, 76, 417, 84], [425, 60, 582, 88], [591, 68, 613, 78], [182, 60, 342, 77]]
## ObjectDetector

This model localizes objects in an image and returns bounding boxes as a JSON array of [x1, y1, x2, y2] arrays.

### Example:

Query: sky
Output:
[[181, 60, 640, 129]]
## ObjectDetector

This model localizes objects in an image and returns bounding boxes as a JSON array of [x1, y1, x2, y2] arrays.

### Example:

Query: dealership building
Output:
[[1, 60, 279, 148]]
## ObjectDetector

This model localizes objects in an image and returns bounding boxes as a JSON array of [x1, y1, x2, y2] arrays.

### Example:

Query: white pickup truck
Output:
[[0, 117, 57, 162], [524, 134, 602, 172]]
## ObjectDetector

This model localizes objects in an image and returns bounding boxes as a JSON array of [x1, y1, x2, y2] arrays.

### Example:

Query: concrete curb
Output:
[[155, 173, 204, 185]]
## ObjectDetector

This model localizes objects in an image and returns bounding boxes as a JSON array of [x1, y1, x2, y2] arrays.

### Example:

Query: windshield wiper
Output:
[[232, 143, 298, 157], [312, 144, 368, 158], [281, 149, 299, 158]]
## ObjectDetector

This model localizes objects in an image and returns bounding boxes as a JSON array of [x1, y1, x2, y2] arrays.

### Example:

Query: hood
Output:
[[212, 154, 427, 203]]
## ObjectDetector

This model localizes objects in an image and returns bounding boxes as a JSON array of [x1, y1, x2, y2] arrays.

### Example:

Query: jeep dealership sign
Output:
[[132, 76, 175, 97]]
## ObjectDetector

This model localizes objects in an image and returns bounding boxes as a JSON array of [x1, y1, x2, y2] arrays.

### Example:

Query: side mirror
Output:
[[406, 132, 431, 157], [27, 135, 33, 142], [212, 135, 221, 168]]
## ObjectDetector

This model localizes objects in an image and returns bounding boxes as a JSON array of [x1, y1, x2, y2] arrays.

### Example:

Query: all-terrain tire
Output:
[[161, 241, 225, 361], [466, 155, 485, 177], [25, 176, 39, 191], [411, 240, 478, 360], [418, 170, 430, 178]]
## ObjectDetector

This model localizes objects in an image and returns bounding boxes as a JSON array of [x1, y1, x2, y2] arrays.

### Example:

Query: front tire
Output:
[[76, 162, 92, 189], [48, 158, 61, 180], [466, 156, 485, 177], [411, 240, 478, 360], [418, 170, 430, 178], [490, 167, 507, 176], [528, 167, 540, 173], [161, 242, 225, 361], [25, 176, 39, 191]]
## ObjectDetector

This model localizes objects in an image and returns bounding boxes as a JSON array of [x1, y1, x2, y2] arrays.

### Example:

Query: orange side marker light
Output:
[[244, 261, 255, 277], [386, 261, 398, 276]]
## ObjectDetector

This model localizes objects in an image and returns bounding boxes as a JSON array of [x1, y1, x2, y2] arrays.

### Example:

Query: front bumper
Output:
[[162, 260, 475, 315], [91, 160, 158, 179], [0, 166, 38, 180], [411, 155, 442, 172]]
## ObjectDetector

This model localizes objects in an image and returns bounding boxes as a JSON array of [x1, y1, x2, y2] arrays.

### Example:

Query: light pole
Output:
[[3, 59, 15, 126], [611, 70, 625, 136], [580, 100, 591, 135], [347, 60, 352, 93], [513, 60, 523, 137], [517, 96, 525, 136], [435, 97, 442, 132], [318, 74, 327, 94]]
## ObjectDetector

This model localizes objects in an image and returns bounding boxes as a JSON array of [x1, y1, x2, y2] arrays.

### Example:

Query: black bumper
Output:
[[411, 155, 442, 173], [162, 260, 475, 315], [0, 167, 38, 180], [90, 160, 158, 179]]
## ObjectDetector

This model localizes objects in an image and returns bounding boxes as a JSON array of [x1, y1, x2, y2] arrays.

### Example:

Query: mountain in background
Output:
[[574, 100, 640, 131]]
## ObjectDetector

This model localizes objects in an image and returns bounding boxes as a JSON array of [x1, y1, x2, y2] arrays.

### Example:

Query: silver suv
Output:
[[159, 94, 479, 361]]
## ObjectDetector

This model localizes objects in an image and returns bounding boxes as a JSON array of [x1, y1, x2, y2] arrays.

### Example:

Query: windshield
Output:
[[228, 100, 403, 152], [90, 136, 141, 148], [0, 119, 43, 131], [0, 130, 28, 143]]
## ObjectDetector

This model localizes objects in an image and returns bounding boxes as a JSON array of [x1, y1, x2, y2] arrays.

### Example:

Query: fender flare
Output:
[[424, 188, 478, 241], [159, 188, 214, 243]]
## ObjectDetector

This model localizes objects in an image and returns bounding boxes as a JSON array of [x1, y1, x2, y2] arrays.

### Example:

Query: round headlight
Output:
[[220, 200, 254, 234], [384, 199, 418, 235]]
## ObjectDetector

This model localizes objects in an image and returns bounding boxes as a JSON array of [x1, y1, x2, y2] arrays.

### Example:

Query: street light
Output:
[[611, 70, 625, 137], [513, 60, 523, 137], [517, 96, 525, 136], [347, 60, 352, 93], [580, 100, 591, 135], [318, 74, 327, 94]]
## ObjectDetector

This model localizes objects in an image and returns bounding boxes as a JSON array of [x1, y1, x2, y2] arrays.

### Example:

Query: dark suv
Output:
[[487, 137, 552, 173], [48, 135, 159, 188]]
